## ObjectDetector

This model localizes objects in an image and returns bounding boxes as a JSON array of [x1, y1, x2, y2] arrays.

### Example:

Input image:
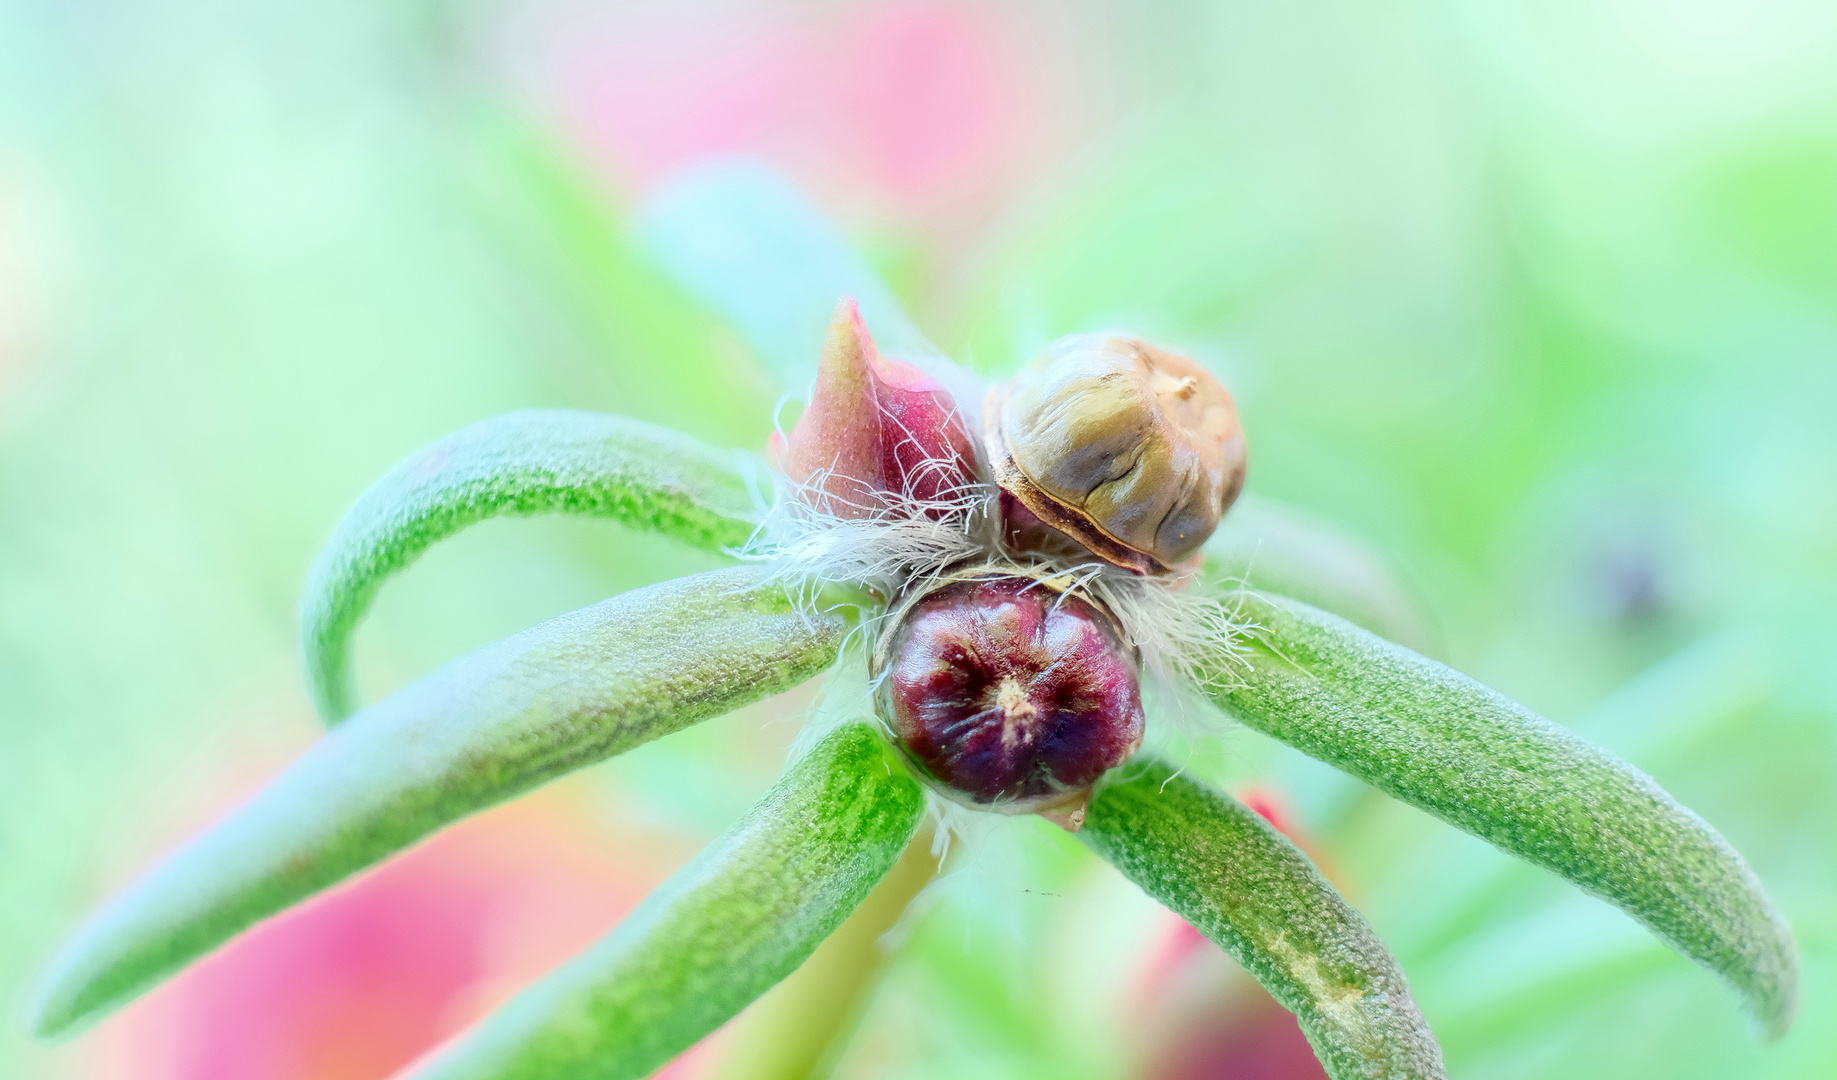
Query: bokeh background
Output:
[[4, 1, 1835, 1078]]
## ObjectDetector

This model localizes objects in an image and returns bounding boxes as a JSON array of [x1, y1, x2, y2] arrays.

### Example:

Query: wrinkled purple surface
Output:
[[881, 577, 1144, 808]]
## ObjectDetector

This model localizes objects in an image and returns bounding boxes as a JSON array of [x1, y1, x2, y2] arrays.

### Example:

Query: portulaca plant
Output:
[[30, 164, 1797, 1080]]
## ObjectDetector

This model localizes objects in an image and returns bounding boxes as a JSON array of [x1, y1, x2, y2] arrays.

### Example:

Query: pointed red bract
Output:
[[780, 297, 978, 518]]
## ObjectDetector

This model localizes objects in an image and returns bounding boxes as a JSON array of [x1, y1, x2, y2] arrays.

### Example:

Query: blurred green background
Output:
[[3, 1, 1833, 1078]]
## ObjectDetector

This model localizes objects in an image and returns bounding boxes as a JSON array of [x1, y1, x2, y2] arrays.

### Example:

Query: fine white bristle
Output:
[[734, 420, 1252, 836]]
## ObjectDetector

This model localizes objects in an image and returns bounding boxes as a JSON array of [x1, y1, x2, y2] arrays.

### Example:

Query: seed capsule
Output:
[[873, 570, 1145, 829], [986, 336, 1246, 574]]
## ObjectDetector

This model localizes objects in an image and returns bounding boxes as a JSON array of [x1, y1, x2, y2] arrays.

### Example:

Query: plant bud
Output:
[[873, 570, 1145, 829], [985, 336, 1246, 574], [776, 297, 979, 519]]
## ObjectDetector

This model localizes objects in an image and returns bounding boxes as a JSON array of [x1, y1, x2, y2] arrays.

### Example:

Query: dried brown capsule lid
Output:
[[985, 336, 1247, 574]]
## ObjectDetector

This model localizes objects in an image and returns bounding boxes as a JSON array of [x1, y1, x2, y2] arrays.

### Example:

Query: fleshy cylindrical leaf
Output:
[[1083, 759, 1447, 1080], [703, 824, 939, 1080], [634, 157, 943, 387], [302, 408, 762, 720], [1204, 494, 1436, 655], [633, 159, 987, 420], [31, 567, 846, 1038], [1207, 591, 1799, 1037], [402, 722, 926, 1080]]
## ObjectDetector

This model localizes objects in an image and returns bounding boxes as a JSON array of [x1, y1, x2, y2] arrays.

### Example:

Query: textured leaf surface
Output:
[[31, 567, 845, 1038], [402, 722, 926, 1080], [302, 408, 762, 720], [1084, 759, 1446, 1080], [1208, 590, 1799, 1036]]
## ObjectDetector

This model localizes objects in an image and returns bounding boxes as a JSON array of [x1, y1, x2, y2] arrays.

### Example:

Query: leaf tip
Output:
[[1752, 933, 1801, 1042], [23, 957, 97, 1043]]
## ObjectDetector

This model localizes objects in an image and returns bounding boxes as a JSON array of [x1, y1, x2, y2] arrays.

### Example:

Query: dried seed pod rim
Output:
[[982, 381, 1162, 575], [983, 338, 1247, 576]]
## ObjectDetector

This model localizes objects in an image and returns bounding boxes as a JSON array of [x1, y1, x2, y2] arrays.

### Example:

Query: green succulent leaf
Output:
[[1206, 590, 1800, 1037], [1083, 758, 1446, 1080], [302, 408, 764, 720], [31, 567, 846, 1039], [635, 157, 942, 387], [1205, 494, 1437, 656], [401, 721, 926, 1080]]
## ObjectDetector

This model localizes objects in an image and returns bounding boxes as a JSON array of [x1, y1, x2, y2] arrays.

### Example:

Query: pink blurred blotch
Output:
[[90, 791, 690, 1080], [550, 2, 1027, 203]]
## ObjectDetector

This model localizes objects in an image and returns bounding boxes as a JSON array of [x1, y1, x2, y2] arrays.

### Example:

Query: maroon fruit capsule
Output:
[[874, 572, 1145, 829]]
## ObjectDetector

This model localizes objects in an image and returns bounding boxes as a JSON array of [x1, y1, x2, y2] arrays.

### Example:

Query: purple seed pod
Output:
[[873, 569, 1146, 830]]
